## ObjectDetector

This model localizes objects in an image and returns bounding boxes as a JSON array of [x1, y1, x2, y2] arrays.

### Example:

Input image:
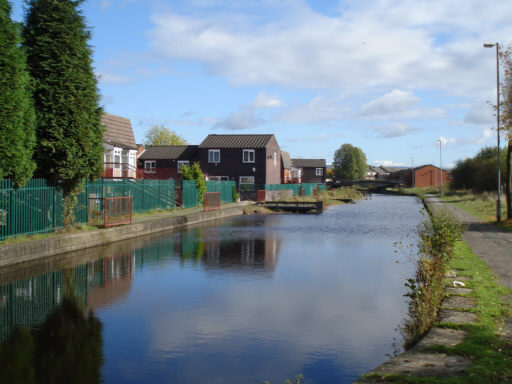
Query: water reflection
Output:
[[0, 195, 423, 384], [0, 296, 103, 384], [0, 219, 280, 340]]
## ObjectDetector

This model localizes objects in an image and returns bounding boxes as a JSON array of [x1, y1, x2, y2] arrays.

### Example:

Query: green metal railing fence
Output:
[[301, 183, 318, 196], [264, 184, 301, 195], [0, 178, 175, 240], [182, 180, 199, 208], [206, 181, 235, 202], [239, 183, 303, 195]]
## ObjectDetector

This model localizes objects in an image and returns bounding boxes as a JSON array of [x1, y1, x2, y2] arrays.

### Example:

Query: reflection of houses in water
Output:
[[86, 251, 135, 310], [199, 229, 280, 273], [0, 237, 178, 340], [0, 223, 282, 339]]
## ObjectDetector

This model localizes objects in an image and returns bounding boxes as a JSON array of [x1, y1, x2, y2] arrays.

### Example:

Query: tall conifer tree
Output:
[[0, 0, 36, 186], [23, 0, 104, 225]]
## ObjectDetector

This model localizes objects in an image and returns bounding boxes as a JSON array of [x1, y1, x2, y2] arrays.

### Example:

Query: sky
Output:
[[10, 0, 512, 167]]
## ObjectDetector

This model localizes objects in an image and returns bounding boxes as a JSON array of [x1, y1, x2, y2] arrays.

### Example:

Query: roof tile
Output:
[[199, 134, 274, 148]]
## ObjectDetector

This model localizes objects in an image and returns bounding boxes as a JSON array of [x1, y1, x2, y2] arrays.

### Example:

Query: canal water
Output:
[[0, 195, 424, 384]]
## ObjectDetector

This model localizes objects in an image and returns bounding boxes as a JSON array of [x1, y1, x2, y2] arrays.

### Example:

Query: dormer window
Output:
[[209, 149, 220, 163], [243, 149, 255, 163]]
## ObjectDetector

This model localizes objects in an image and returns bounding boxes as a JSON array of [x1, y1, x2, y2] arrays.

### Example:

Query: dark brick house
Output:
[[137, 145, 198, 179], [198, 134, 281, 188], [291, 159, 326, 184]]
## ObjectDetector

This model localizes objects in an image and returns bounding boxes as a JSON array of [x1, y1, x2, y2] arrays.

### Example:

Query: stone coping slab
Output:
[[441, 295, 476, 309], [438, 309, 478, 325], [363, 352, 472, 378], [412, 327, 467, 350], [446, 287, 473, 295]]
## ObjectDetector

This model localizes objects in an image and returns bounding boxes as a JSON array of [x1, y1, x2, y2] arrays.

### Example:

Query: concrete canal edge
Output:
[[0, 205, 246, 268], [353, 195, 475, 383]]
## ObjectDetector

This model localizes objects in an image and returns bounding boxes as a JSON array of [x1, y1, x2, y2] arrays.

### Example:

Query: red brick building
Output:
[[397, 164, 450, 188]]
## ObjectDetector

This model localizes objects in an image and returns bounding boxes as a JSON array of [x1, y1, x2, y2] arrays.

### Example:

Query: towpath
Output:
[[424, 194, 512, 289]]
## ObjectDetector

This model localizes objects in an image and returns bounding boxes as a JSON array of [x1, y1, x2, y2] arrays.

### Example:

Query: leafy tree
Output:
[[333, 144, 367, 180], [500, 45, 512, 219], [181, 162, 206, 203], [23, 0, 104, 226], [0, 0, 36, 186], [450, 146, 506, 192], [144, 125, 187, 146]]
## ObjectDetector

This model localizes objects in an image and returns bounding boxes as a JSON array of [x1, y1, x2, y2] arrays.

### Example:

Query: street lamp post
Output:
[[483, 42, 501, 223], [437, 139, 443, 196]]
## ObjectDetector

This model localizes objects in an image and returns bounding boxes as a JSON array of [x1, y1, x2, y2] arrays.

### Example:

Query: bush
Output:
[[401, 210, 463, 348], [181, 163, 206, 203]]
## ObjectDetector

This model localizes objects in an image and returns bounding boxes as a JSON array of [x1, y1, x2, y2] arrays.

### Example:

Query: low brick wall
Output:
[[0, 205, 245, 268]]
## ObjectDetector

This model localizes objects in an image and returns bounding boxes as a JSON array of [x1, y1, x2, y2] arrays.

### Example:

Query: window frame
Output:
[[315, 168, 323, 176], [208, 149, 220, 163], [239, 176, 255, 185], [177, 160, 189, 174], [243, 149, 255, 163], [144, 160, 156, 173]]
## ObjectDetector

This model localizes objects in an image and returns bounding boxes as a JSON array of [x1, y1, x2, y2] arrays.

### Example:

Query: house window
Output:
[[273, 152, 277, 166], [243, 149, 255, 163], [239, 176, 255, 190], [177, 160, 189, 173], [209, 149, 220, 163], [144, 160, 156, 173], [316, 168, 323, 176], [208, 176, 229, 181]]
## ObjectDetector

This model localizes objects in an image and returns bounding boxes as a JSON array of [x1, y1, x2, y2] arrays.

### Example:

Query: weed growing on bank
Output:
[[377, 241, 512, 384], [401, 210, 464, 348]]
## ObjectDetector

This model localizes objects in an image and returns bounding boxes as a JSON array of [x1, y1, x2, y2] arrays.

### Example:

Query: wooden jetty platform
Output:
[[258, 201, 323, 214]]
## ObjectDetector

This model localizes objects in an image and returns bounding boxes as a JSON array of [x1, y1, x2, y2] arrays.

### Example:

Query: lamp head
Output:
[[483, 42, 496, 48]]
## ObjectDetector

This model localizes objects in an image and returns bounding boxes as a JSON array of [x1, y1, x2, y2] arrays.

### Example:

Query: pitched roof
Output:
[[291, 158, 326, 168], [138, 145, 198, 160], [281, 151, 292, 169], [199, 134, 275, 148], [102, 113, 137, 150]]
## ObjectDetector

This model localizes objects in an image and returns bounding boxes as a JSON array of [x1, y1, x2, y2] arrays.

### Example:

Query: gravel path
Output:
[[424, 194, 512, 289]]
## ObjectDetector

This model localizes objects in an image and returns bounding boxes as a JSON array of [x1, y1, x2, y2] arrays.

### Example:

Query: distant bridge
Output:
[[332, 179, 404, 191]]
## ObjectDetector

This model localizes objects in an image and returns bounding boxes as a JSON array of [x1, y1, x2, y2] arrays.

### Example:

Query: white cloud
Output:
[[374, 122, 418, 139], [361, 90, 419, 116], [251, 91, 281, 108], [278, 96, 349, 124], [212, 109, 264, 130], [149, 1, 510, 94], [438, 136, 457, 146]]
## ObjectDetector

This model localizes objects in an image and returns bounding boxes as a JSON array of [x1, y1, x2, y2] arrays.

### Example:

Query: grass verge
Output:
[[370, 240, 512, 383], [440, 191, 511, 231]]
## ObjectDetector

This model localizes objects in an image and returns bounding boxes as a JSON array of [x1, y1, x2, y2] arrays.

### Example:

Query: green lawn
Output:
[[440, 191, 511, 231]]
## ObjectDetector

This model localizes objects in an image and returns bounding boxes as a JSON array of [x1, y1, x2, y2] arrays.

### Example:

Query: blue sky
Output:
[[11, 0, 512, 167]]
